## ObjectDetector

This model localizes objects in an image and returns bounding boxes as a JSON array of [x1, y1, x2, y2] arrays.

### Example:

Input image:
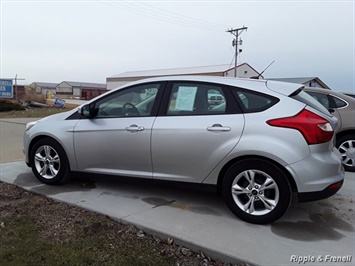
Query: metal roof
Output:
[[60, 81, 106, 89], [268, 77, 317, 84], [30, 82, 58, 88], [268, 77, 330, 89], [108, 64, 248, 79]]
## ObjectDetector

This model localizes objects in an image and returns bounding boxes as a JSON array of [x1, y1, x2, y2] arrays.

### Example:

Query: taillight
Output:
[[267, 109, 334, 145]]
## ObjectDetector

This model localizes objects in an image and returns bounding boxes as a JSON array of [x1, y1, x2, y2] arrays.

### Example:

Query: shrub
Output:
[[21, 92, 46, 103], [0, 99, 26, 112]]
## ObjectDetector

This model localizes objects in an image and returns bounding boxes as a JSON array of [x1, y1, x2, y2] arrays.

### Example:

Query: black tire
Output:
[[222, 158, 291, 224], [336, 134, 355, 172], [30, 138, 70, 185]]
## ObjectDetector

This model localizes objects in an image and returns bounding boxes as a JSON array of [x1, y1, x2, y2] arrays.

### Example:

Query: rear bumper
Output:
[[286, 146, 345, 201], [298, 180, 344, 202]]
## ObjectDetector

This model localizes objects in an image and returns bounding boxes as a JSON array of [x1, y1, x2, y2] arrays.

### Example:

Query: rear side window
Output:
[[330, 95, 347, 108], [293, 90, 331, 116], [306, 91, 330, 109], [167, 83, 227, 115], [306, 91, 347, 109], [231, 89, 279, 113]]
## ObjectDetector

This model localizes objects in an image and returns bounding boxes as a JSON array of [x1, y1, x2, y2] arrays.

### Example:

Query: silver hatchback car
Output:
[[23, 76, 344, 224]]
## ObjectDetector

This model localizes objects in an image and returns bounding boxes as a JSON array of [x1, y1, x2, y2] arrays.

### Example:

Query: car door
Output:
[[151, 81, 245, 182], [73, 82, 163, 178]]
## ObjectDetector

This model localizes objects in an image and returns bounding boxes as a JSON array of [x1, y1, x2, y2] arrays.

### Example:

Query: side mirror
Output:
[[78, 103, 98, 118]]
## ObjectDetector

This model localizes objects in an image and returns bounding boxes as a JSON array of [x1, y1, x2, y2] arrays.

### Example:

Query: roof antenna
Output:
[[250, 60, 275, 79]]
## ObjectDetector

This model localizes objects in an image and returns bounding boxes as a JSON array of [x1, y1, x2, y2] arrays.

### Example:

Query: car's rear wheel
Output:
[[30, 138, 70, 185], [222, 159, 291, 224], [336, 134, 355, 172]]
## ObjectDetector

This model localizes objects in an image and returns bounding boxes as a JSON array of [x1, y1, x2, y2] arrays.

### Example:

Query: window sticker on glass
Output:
[[175, 86, 197, 111]]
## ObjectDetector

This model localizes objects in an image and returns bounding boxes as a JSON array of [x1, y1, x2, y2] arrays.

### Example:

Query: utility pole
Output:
[[14, 74, 25, 101], [226, 26, 248, 77]]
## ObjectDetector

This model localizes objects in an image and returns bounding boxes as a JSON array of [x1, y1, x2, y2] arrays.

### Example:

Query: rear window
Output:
[[330, 95, 347, 108], [292, 90, 331, 116], [232, 89, 279, 113]]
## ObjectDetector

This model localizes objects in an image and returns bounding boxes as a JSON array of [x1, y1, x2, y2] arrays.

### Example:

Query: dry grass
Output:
[[21, 93, 46, 103], [0, 107, 70, 119], [0, 183, 235, 266]]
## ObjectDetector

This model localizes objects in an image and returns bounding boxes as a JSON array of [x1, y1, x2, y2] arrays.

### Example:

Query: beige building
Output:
[[29, 82, 58, 96], [269, 77, 331, 90], [106, 63, 262, 90]]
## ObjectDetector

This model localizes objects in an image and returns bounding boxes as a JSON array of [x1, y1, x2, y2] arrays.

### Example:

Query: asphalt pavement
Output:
[[1, 118, 354, 265]]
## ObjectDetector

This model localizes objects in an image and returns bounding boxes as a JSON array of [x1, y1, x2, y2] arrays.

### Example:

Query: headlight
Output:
[[25, 121, 38, 131]]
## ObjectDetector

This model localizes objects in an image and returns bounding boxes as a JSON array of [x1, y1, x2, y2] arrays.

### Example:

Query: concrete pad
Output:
[[1, 161, 354, 265], [0, 118, 39, 163]]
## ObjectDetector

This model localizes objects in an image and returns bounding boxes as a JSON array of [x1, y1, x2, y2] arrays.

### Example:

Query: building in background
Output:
[[268, 77, 330, 89], [28, 82, 58, 96], [25, 70, 331, 102], [28, 81, 107, 100], [106, 63, 262, 90], [56, 81, 107, 100]]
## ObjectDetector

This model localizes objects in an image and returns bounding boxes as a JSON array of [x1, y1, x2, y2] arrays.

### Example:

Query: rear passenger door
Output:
[[151, 81, 245, 182]]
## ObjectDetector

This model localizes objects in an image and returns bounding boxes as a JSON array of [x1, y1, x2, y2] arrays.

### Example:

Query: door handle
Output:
[[125, 124, 144, 132], [207, 124, 231, 132]]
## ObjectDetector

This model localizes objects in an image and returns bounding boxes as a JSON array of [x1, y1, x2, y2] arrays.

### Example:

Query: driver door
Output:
[[73, 83, 162, 178]]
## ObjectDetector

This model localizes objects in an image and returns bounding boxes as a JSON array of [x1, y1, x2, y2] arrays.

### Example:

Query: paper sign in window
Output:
[[175, 86, 197, 111]]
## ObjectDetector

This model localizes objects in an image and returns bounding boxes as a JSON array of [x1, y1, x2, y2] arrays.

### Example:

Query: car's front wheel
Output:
[[30, 138, 70, 185], [222, 159, 291, 224], [336, 134, 355, 172]]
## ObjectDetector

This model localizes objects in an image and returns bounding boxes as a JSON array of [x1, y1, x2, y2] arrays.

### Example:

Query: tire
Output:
[[30, 138, 70, 185], [222, 159, 291, 224], [336, 135, 355, 172]]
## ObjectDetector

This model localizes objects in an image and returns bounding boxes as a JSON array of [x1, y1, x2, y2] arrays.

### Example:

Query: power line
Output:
[[138, 1, 231, 29], [97, 0, 230, 32]]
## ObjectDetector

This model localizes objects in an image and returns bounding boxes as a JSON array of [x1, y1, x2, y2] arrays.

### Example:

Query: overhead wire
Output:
[[96, 0, 238, 66], [96, 0, 231, 32], [138, 1, 231, 29]]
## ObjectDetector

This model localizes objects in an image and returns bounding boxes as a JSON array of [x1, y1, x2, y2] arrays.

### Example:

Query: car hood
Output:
[[38, 110, 73, 122]]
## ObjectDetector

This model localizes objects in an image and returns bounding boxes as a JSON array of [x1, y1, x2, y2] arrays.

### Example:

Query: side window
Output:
[[232, 89, 278, 113], [94, 83, 160, 118], [167, 83, 226, 115], [306, 91, 330, 109], [329, 95, 347, 108]]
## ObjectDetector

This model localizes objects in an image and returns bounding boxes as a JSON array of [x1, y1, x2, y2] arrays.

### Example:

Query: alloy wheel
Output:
[[338, 140, 355, 168], [34, 145, 61, 179], [231, 169, 280, 216]]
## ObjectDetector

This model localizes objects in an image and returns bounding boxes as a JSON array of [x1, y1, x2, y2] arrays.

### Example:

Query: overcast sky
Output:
[[0, 0, 354, 92]]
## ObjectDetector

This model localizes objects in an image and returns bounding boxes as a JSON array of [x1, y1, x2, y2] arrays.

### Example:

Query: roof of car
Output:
[[113, 76, 303, 96]]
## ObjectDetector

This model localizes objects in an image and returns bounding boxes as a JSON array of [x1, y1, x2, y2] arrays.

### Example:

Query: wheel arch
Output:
[[28, 135, 71, 171], [336, 129, 355, 144], [216, 155, 298, 194]]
